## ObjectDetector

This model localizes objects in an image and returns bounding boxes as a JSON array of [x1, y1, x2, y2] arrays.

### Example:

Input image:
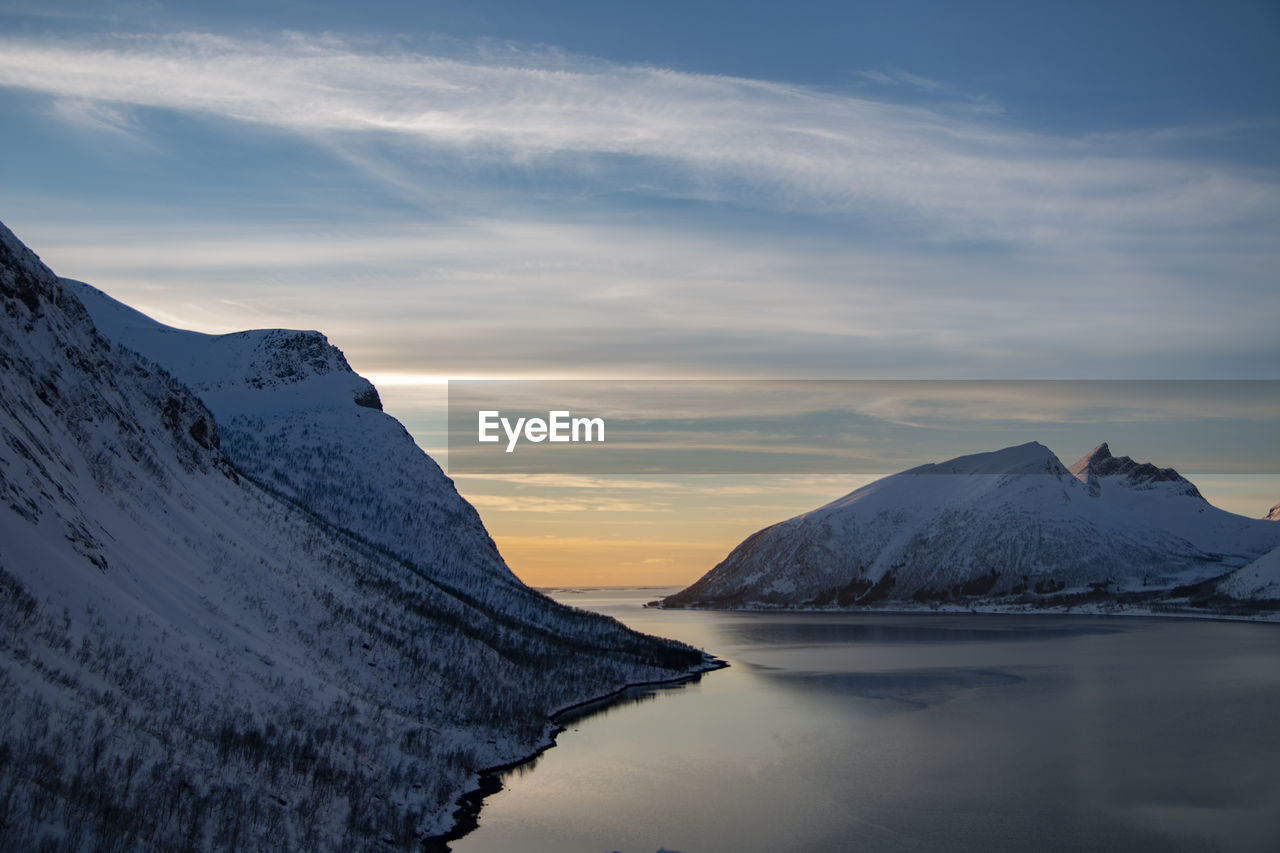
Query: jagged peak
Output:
[[1265, 503, 1280, 521], [1068, 442, 1110, 481], [1068, 442, 1203, 500]]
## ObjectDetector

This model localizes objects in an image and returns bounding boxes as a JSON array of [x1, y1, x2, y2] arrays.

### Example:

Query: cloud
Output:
[[857, 70, 898, 86], [15, 205, 1278, 382], [47, 96, 144, 139], [858, 67, 946, 94], [3, 31, 1277, 383], [0, 31, 1275, 245]]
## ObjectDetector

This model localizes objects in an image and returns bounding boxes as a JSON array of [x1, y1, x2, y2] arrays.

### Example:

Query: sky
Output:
[[1, 0, 1278, 585]]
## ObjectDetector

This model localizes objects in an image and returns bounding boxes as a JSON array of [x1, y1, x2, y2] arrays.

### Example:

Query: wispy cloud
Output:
[[3, 31, 1277, 384], [857, 67, 944, 94], [0, 31, 1274, 244], [854, 66, 1004, 115], [16, 207, 1278, 381], [47, 96, 144, 139]]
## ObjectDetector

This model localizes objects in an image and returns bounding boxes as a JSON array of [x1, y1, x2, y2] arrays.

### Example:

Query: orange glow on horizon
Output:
[[490, 534, 729, 588]]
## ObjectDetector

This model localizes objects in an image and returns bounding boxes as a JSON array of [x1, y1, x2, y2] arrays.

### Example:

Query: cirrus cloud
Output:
[[0, 31, 1275, 246]]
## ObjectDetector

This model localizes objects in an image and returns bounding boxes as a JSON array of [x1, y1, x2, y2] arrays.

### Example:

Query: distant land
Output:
[[664, 441, 1280, 616]]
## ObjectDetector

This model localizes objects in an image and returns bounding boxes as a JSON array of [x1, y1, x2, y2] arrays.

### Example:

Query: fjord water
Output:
[[451, 589, 1280, 852]]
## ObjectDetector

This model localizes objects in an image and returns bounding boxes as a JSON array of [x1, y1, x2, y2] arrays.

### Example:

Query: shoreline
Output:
[[423, 655, 727, 851], [654, 600, 1280, 624]]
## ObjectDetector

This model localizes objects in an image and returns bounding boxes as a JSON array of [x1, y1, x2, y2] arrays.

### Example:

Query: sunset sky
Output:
[[2, 1, 1277, 585]]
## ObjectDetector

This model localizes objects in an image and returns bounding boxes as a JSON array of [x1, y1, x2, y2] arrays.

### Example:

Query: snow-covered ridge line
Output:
[[664, 440, 1280, 616]]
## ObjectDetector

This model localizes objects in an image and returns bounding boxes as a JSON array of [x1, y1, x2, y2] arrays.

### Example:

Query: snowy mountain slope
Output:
[[1, 221, 704, 851], [65, 277, 526, 602], [1217, 504, 1280, 601], [1216, 546, 1280, 601], [663, 441, 1280, 610]]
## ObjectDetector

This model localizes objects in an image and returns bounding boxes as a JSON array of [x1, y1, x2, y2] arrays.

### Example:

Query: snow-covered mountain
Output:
[[663, 441, 1280, 612], [0, 220, 706, 851]]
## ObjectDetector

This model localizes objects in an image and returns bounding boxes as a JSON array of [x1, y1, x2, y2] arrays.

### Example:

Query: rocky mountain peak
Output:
[[1068, 442, 1111, 478], [1068, 441, 1202, 499]]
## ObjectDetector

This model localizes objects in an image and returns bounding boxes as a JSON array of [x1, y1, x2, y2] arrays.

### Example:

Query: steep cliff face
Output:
[[664, 441, 1280, 611], [1, 221, 703, 851]]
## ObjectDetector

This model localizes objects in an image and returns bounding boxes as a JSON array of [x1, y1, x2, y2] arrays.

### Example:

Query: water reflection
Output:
[[448, 589, 1280, 853], [429, 670, 714, 849], [713, 613, 1124, 649], [510, 679, 707, 779], [557, 682, 681, 727], [764, 667, 1024, 710]]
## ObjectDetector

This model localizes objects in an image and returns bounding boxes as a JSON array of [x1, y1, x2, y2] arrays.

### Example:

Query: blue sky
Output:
[[2, 1, 1279, 582], [2, 0, 1277, 382]]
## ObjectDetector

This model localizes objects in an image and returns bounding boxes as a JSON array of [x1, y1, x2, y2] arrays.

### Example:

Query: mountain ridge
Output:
[[664, 440, 1280, 614]]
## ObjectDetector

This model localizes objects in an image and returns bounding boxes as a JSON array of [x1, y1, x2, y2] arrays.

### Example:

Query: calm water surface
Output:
[[449, 589, 1280, 852]]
